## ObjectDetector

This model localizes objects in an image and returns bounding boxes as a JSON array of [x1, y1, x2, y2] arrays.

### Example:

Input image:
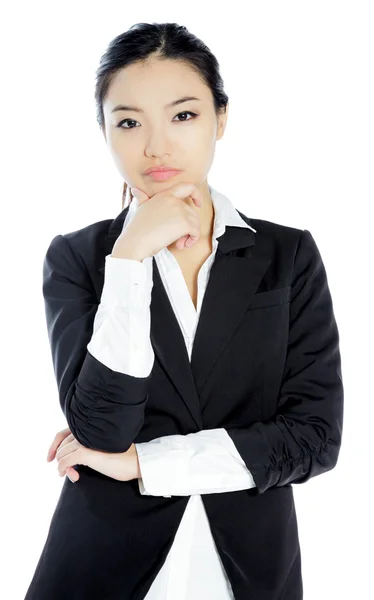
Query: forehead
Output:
[[103, 58, 209, 110]]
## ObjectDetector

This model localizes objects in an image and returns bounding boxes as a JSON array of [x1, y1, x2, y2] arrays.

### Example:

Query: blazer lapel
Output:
[[98, 206, 271, 429]]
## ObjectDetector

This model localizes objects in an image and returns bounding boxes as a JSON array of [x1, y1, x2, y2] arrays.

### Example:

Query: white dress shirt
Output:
[[87, 184, 258, 599]]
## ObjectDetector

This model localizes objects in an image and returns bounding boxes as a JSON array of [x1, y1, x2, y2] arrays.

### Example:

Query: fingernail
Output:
[[67, 475, 75, 483]]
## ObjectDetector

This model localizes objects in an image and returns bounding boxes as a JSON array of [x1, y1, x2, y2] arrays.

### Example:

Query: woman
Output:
[[25, 22, 344, 600]]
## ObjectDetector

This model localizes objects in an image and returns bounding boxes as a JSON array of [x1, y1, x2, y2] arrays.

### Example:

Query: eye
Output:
[[116, 111, 197, 130], [173, 111, 197, 122]]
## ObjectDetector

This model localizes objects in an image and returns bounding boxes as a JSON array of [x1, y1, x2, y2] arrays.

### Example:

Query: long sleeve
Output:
[[87, 254, 154, 377], [225, 229, 344, 495], [42, 235, 153, 453], [135, 428, 256, 497], [88, 257, 257, 498]]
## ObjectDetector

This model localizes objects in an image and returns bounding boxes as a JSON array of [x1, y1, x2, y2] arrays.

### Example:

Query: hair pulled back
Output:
[[94, 22, 229, 210]]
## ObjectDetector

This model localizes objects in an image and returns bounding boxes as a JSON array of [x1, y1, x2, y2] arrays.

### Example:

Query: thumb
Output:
[[130, 187, 149, 205]]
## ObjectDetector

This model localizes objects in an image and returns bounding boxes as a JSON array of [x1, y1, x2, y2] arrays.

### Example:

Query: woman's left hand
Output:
[[52, 431, 140, 483]]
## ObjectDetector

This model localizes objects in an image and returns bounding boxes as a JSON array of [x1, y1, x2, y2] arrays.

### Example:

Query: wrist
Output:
[[129, 443, 142, 479], [111, 249, 146, 262], [111, 236, 147, 262]]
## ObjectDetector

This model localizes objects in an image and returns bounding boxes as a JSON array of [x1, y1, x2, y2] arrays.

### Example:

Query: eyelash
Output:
[[116, 111, 198, 130]]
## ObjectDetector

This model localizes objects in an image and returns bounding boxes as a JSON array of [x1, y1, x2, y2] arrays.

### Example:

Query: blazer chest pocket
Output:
[[248, 285, 291, 310]]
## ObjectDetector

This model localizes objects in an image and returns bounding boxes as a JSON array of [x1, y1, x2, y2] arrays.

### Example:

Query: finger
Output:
[[56, 434, 75, 452], [173, 185, 202, 208], [191, 189, 203, 208], [184, 192, 202, 209], [130, 187, 149, 204], [175, 235, 189, 250], [58, 448, 86, 477], [55, 438, 80, 462], [46, 427, 71, 461], [184, 236, 196, 248], [51, 435, 75, 464], [66, 466, 79, 482], [185, 233, 200, 247]]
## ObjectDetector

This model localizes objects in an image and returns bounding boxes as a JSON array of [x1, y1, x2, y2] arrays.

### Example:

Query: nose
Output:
[[145, 131, 171, 160]]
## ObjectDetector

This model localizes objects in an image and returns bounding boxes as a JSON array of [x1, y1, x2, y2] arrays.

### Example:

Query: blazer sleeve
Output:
[[85, 259, 256, 496], [42, 234, 154, 453], [225, 229, 344, 495]]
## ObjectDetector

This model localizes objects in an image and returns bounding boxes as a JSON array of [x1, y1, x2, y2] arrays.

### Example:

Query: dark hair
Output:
[[94, 22, 229, 210]]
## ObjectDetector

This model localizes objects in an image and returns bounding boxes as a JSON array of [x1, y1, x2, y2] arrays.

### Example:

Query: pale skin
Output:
[[48, 55, 229, 483], [102, 55, 228, 252], [47, 427, 141, 483]]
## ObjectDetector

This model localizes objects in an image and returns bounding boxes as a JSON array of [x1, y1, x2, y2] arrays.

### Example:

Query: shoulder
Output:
[[238, 211, 327, 288], [62, 217, 113, 245], [44, 218, 113, 274], [237, 210, 305, 249]]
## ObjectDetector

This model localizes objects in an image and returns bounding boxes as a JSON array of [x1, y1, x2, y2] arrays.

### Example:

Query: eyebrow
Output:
[[110, 96, 201, 114]]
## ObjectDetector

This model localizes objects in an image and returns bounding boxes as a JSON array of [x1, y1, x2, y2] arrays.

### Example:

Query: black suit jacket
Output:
[[25, 203, 344, 600]]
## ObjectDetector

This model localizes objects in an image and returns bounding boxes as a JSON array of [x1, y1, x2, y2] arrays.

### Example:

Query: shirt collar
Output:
[[208, 184, 257, 237]]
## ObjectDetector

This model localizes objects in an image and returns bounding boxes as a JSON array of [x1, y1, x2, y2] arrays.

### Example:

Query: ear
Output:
[[217, 102, 229, 141]]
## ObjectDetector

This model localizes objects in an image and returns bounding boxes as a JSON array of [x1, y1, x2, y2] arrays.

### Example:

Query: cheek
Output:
[[187, 126, 217, 161], [107, 126, 134, 154], [107, 147, 137, 184], [107, 136, 135, 169]]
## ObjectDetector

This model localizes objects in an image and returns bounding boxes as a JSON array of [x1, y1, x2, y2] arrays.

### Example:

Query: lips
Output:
[[144, 165, 180, 175], [146, 169, 182, 182]]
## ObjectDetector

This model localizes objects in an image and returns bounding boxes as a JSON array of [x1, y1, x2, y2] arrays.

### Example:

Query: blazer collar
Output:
[[98, 186, 271, 430]]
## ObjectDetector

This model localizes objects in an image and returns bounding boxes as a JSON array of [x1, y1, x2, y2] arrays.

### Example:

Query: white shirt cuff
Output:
[[135, 429, 256, 496]]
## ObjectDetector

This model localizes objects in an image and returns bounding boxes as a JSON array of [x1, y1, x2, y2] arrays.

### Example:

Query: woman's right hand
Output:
[[111, 182, 203, 260]]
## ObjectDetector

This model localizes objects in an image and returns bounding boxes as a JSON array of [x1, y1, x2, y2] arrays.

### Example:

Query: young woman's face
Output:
[[102, 56, 227, 196]]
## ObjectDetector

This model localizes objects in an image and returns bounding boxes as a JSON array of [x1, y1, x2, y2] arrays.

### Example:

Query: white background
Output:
[[1, 1, 373, 598]]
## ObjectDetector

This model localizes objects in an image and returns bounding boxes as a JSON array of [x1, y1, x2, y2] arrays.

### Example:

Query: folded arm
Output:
[[42, 234, 154, 453], [224, 229, 344, 494], [84, 254, 256, 497], [58, 228, 344, 498]]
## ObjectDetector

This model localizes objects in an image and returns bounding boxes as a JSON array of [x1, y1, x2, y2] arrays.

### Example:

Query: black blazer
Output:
[[25, 203, 344, 600]]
